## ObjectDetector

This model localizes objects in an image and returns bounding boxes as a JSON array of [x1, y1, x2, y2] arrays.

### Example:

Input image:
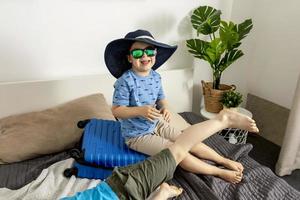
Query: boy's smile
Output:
[[128, 42, 156, 77], [140, 59, 151, 65]]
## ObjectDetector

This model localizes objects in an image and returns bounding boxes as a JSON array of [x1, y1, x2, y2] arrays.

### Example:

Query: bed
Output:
[[1, 71, 300, 200]]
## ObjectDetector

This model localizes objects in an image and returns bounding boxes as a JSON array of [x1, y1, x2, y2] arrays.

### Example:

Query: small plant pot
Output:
[[202, 80, 236, 113], [223, 106, 238, 112]]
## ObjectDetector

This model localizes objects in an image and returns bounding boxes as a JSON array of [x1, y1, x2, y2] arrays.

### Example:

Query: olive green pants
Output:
[[106, 148, 177, 200]]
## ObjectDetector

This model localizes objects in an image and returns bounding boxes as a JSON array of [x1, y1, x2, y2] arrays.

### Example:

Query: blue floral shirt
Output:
[[112, 69, 165, 139]]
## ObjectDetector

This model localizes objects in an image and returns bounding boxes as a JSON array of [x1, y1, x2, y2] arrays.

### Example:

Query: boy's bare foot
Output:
[[149, 182, 183, 200], [217, 108, 259, 133], [216, 168, 243, 184], [220, 158, 244, 172]]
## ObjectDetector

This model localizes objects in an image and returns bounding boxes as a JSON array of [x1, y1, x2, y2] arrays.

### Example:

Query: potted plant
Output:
[[220, 90, 243, 110], [186, 5, 253, 113]]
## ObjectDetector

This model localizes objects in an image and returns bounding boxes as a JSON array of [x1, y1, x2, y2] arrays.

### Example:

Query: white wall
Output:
[[3, 0, 298, 111], [0, 0, 226, 83], [0, 0, 233, 113], [230, 0, 300, 109]]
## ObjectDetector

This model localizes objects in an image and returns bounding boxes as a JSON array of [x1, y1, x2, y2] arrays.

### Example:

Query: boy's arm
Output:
[[112, 105, 161, 121]]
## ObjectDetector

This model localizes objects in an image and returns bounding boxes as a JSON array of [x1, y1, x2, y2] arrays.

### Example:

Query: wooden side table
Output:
[[200, 107, 253, 144]]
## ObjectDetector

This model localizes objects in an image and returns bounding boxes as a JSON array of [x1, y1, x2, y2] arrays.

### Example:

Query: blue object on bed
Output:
[[64, 119, 148, 180], [73, 162, 113, 180], [83, 119, 147, 167]]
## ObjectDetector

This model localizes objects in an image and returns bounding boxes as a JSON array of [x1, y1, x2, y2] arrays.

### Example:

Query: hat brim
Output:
[[104, 38, 177, 78]]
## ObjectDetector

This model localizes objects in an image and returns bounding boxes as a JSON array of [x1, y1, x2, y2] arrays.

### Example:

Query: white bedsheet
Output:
[[0, 158, 101, 200]]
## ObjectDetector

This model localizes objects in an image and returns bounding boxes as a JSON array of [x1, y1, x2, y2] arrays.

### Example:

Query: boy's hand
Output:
[[139, 105, 161, 122], [160, 108, 171, 123]]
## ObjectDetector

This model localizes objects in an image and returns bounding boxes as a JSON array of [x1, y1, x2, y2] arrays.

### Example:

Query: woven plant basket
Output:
[[201, 80, 236, 113]]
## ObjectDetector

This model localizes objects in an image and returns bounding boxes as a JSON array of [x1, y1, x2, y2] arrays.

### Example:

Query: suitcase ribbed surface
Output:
[[74, 162, 112, 180], [82, 119, 147, 167]]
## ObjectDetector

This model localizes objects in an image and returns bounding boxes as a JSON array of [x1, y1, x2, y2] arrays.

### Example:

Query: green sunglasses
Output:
[[130, 47, 157, 59]]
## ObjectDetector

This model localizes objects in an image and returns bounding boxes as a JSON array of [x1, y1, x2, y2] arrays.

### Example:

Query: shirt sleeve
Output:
[[112, 78, 130, 106]]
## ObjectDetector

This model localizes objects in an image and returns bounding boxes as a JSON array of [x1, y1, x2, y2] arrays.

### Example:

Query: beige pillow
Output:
[[0, 93, 115, 164]]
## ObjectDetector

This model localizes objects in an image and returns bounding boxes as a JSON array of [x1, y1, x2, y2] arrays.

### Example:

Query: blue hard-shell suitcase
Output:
[[64, 119, 148, 180]]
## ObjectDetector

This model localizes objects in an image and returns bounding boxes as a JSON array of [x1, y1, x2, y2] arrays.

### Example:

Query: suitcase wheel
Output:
[[77, 119, 91, 129], [63, 167, 78, 177], [69, 148, 82, 160]]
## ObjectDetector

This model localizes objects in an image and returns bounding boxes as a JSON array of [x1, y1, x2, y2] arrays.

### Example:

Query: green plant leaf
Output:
[[219, 21, 239, 50], [221, 91, 243, 108], [236, 19, 253, 41], [186, 39, 211, 61], [206, 38, 226, 66], [219, 49, 244, 72], [191, 6, 221, 35], [186, 5, 253, 90], [232, 42, 241, 49]]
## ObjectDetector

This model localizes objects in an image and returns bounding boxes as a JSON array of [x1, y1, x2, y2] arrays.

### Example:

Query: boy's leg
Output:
[[167, 108, 258, 166], [156, 118, 244, 173], [127, 130, 242, 182], [190, 142, 244, 172], [177, 152, 243, 183], [157, 110, 256, 172]]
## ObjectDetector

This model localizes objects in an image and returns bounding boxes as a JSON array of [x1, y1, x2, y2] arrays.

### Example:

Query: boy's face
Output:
[[128, 41, 156, 76]]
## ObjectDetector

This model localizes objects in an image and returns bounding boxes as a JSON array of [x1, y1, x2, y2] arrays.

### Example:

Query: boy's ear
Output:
[[127, 55, 132, 63]]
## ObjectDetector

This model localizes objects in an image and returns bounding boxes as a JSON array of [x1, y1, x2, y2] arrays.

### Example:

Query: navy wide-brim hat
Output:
[[104, 29, 178, 78]]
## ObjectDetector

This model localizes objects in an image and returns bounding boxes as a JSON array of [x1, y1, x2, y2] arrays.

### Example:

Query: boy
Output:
[[62, 109, 259, 200], [104, 29, 255, 183]]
